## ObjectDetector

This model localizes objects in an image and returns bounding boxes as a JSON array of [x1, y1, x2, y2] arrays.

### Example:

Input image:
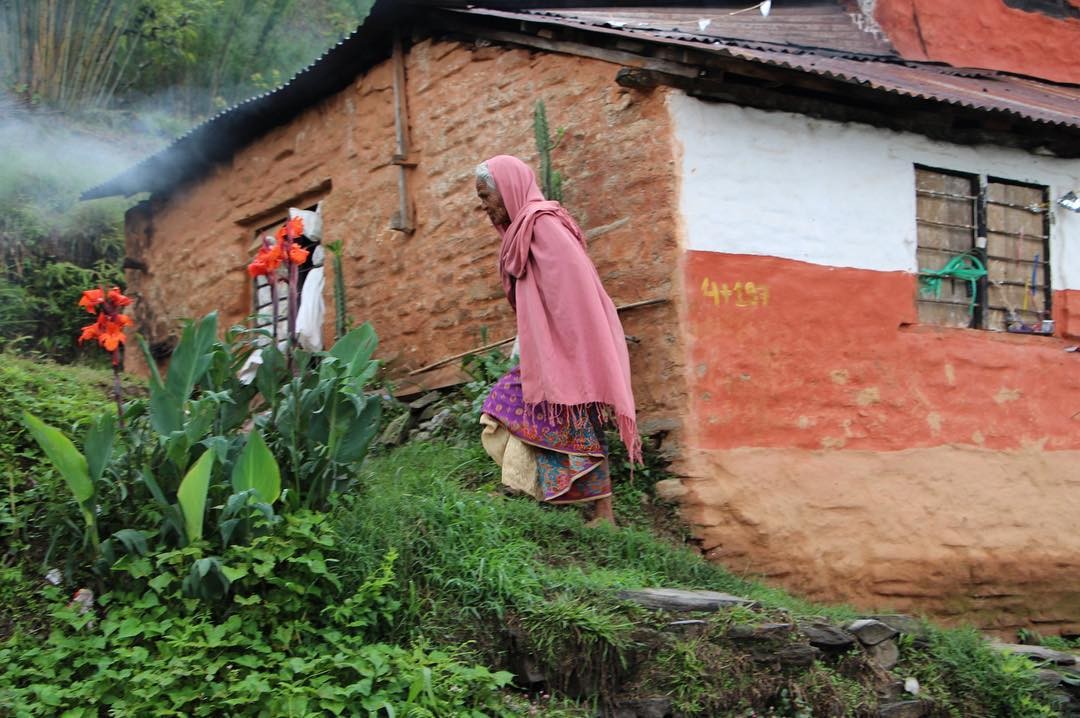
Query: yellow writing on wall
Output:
[[700, 278, 770, 307]]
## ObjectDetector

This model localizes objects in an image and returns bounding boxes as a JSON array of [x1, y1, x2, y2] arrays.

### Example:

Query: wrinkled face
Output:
[[476, 176, 510, 227]]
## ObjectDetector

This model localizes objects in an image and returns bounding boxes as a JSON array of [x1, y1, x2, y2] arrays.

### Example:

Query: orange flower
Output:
[[275, 225, 287, 244], [285, 216, 304, 240], [78, 289, 104, 314], [247, 238, 284, 277], [79, 313, 131, 351], [107, 287, 132, 308], [78, 317, 102, 344], [98, 317, 128, 351], [288, 244, 309, 265]]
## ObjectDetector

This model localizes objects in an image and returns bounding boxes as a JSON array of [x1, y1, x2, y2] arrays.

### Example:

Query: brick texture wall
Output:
[[123, 38, 686, 434]]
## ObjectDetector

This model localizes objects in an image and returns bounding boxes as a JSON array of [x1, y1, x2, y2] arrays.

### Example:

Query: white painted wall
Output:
[[669, 92, 1080, 289]]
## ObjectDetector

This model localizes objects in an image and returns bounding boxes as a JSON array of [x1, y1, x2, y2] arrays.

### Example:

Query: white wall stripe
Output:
[[669, 92, 1080, 289]]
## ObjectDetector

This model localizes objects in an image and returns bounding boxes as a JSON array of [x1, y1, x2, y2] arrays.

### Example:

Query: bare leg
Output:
[[586, 495, 616, 527]]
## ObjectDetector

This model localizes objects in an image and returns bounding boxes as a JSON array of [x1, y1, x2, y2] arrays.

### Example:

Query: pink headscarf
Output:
[[484, 155, 641, 463]]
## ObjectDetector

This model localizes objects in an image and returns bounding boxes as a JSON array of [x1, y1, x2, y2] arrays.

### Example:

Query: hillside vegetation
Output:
[[0, 352, 1063, 716]]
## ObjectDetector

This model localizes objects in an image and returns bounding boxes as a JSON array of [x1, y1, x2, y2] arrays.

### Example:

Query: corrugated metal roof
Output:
[[490, 4, 897, 58], [459, 6, 1080, 129], [83, 1, 1080, 200]]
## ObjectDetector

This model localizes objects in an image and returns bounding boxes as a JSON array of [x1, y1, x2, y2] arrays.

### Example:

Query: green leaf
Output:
[[147, 574, 173, 594], [84, 412, 116, 483], [165, 313, 219, 405], [231, 430, 281, 504], [110, 529, 149, 557], [334, 398, 381, 465], [177, 451, 214, 545], [328, 323, 378, 376], [139, 467, 168, 506], [254, 342, 286, 405], [139, 334, 181, 436], [136, 333, 165, 389], [23, 413, 92, 503]]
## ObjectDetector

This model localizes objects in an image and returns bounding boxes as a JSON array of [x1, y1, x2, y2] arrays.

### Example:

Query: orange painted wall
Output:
[[680, 249, 1080, 632], [685, 250, 1080, 452], [874, 0, 1080, 83]]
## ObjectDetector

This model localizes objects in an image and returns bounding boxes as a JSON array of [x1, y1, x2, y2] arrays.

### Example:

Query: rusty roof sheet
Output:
[[460, 6, 1080, 129], [507, 4, 896, 58]]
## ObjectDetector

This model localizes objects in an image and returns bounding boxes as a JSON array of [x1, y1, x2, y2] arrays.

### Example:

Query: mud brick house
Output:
[[85, 0, 1080, 633]]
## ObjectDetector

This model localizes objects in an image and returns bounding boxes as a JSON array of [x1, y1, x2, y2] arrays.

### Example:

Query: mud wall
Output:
[[668, 95, 1080, 634], [873, 0, 1080, 83], [123, 39, 686, 429]]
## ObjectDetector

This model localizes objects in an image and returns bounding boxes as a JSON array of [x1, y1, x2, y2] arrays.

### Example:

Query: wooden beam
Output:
[[390, 32, 415, 234], [406, 297, 669, 376], [434, 12, 701, 80]]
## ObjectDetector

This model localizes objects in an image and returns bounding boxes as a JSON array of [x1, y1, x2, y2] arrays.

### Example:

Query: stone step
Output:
[[990, 642, 1078, 666], [617, 588, 756, 612]]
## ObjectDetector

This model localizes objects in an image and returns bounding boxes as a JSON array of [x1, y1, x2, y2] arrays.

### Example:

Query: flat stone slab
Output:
[[617, 588, 754, 612], [728, 622, 794, 641], [990, 642, 1078, 665], [408, 391, 442, 411], [753, 643, 820, 668], [798, 621, 857, 650], [879, 700, 932, 718], [847, 618, 900, 646], [611, 697, 672, 718], [868, 614, 925, 637], [664, 619, 709, 637]]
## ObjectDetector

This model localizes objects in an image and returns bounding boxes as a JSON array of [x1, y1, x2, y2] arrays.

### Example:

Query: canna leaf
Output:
[[231, 430, 281, 504], [23, 412, 92, 503], [84, 411, 116, 484], [176, 450, 214, 545]]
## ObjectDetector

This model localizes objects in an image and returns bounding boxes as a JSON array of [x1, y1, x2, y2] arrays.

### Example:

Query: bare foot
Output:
[[586, 496, 617, 528]]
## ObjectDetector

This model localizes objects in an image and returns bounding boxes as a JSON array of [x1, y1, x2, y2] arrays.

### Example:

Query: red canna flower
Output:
[[247, 236, 285, 277], [288, 244, 309, 265], [79, 313, 132, 351], [78, 315, 103, 344], [285, 216, 304, 241], [107, 288, 132, 308], [78, 288, 105, 314]]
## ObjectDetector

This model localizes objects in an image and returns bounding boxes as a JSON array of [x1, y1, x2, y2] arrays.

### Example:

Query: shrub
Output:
[[0, 355, 135, 569], [22, 313, 382, 601], [0, 510, 515, 716]]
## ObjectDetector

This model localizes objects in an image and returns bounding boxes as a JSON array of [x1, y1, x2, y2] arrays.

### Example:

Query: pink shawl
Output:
[[484, 155, 641, 463]]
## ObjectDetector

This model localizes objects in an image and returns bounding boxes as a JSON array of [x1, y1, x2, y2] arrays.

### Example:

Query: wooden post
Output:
[[390, 33, 414, 234]]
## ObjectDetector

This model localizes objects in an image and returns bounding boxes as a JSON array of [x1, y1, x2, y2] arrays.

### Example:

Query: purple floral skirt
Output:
[[481, 367, 611, 504]]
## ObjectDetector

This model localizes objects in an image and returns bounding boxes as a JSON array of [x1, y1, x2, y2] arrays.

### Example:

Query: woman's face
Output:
[[476, 177, 510, 227]]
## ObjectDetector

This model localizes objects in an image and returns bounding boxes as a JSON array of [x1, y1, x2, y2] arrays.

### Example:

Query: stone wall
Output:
[[123, 38, 686, 431]]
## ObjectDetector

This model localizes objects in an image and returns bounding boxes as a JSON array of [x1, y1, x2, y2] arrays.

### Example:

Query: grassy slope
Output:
[[333, 443, 1059, 717], [0, 356, 1058, 716]]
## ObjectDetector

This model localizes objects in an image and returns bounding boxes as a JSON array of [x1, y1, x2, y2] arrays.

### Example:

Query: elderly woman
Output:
[[475, 155, 640, 526]]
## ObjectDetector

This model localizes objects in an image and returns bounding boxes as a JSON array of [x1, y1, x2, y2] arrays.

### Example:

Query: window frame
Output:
[[914, 165, 1052, 334], [249, 209, 318, 343]]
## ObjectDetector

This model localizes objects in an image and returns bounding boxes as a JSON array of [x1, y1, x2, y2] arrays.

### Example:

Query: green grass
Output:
[[0, 355, 143, 570], [332, 441, 1059, 717], [0, 352, 1061, 716], [335, 442, 856, 622]]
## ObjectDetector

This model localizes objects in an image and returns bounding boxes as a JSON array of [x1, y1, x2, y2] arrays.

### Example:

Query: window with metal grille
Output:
[[915, 166, 1051, 333]]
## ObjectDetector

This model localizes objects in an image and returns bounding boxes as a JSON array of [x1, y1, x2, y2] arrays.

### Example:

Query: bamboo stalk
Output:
[[71, 0, 116, 108], [407, 297, 669, 376], [85, 5, 127, 109], [55, 1, 76, 106]]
